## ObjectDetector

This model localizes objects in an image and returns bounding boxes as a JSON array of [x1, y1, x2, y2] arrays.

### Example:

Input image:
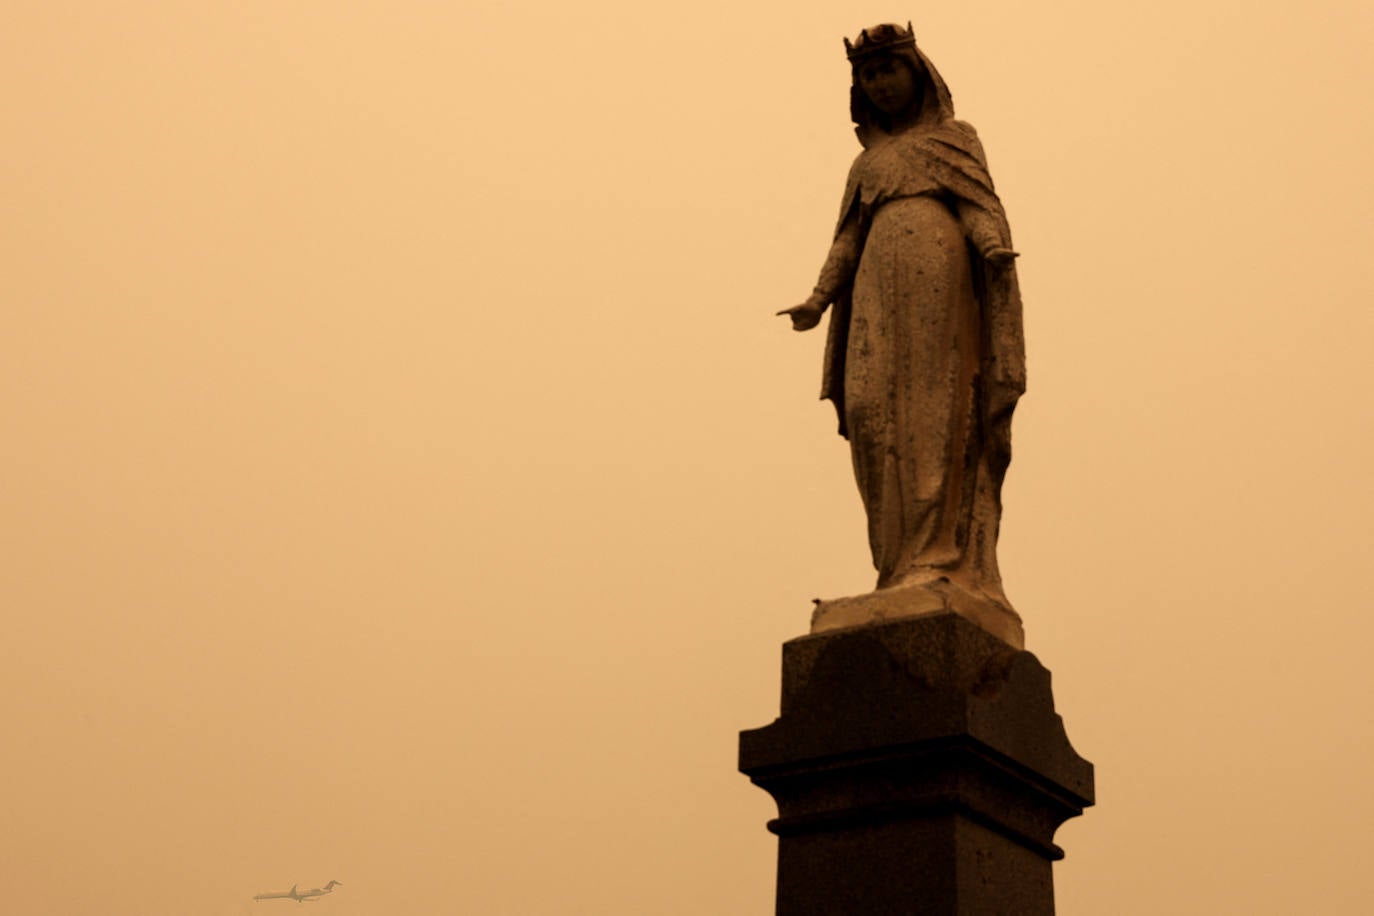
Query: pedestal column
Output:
[[739, 612, 1094, 915]]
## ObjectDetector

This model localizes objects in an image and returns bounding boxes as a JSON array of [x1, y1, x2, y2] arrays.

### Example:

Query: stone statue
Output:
[[778, 23, 1027, 647]]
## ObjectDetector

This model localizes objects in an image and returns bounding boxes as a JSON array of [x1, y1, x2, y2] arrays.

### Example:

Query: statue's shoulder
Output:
[[948, 119, 980, 137], [927, 119, 989, 167], [930, 119, 981, 148], [844, 138, 884, 184]]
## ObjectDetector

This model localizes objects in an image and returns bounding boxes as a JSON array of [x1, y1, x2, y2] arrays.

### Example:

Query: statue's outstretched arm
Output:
[[954, 199, 1019, 268], [777, 213, 863, 331]]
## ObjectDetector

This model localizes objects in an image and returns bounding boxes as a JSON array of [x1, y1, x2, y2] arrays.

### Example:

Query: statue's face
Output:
[[857, 56, 917, 118]]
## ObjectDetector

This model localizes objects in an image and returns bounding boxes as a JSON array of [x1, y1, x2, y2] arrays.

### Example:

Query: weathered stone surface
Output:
[[740, 613, 1093, 915], [777, 22, 1026, 638]]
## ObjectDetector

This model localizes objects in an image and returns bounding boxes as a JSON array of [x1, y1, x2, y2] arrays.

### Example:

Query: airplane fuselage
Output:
[[253, 881, 340, 903]]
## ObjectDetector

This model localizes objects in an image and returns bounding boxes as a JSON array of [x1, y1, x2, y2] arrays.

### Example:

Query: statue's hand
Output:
[[776, 301, 826, 332], [984, 247, 1020, 268]]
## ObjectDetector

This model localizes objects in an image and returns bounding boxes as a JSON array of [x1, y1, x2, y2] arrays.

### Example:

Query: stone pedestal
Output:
[[739, 613, 1094, 915]]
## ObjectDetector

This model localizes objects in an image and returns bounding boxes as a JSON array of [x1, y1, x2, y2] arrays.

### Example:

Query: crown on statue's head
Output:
[[844, 22, 917, 62]]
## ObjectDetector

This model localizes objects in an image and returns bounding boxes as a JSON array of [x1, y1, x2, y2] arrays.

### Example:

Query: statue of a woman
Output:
[[778, 23, 1027, 645]]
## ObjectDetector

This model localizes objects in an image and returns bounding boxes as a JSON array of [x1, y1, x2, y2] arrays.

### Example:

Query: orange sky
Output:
[[3, 2, 1372, 913]]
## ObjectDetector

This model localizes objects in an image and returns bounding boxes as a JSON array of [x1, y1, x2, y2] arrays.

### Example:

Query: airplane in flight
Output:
[[253, 880, 342, 903]]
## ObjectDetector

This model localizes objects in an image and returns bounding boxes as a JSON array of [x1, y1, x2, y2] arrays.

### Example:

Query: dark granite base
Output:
[[739, 613, 1094, 915]]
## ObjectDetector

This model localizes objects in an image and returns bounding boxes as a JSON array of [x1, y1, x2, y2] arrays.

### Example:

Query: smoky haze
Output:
[[2, 2, 1371, 914]]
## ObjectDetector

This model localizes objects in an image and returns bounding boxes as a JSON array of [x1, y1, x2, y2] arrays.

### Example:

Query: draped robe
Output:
[[811, 52, 1026, 612]]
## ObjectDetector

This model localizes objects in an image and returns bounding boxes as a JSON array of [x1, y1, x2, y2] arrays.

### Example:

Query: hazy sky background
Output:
[[3, 2, 1371, 913]]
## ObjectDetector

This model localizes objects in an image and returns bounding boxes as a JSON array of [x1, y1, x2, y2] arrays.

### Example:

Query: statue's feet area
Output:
[[810, 577, 1025, 648]]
